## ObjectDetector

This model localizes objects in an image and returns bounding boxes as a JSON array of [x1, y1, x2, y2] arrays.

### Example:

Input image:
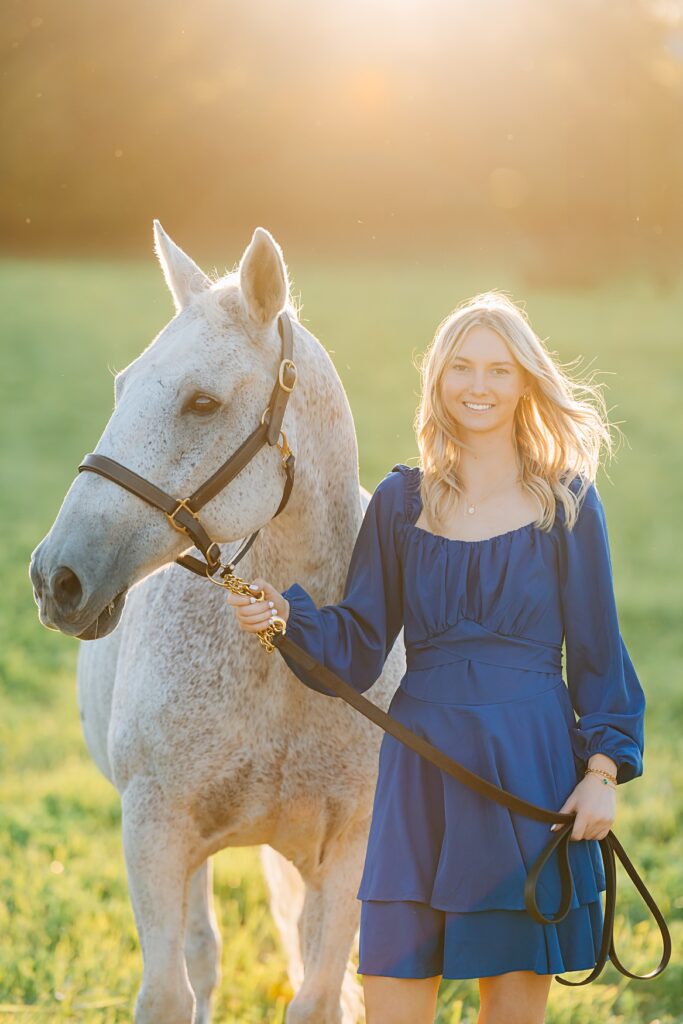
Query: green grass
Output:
[[0, 257, 681, 1022]]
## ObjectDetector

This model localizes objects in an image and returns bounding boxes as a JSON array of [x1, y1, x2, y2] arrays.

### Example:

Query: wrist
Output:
[[583, 769, 617, 790], [588, 752, 617, 776]]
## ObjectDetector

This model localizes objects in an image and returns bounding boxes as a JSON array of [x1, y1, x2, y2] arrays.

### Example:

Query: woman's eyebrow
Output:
[[453, 357, 516, 366]]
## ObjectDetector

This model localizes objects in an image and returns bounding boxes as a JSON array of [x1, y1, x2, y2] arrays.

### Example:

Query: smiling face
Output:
[[440, 324, 529, 436]]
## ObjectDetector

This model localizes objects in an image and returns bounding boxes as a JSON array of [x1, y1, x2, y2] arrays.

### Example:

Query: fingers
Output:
[[225, 577, 268, 606], [550, 809, 586, 842], [550, 795, 576, 832], [577, 815, 614, 842], [550, 807, 597, 842], [229, 598, 279, 634], [570, 813, 589, 841], [551, 806, 613, 841], [226, 578, 290, 634]]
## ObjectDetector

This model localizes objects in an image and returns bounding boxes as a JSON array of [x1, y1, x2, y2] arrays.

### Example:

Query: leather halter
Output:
[[78, 311, 297, 578]]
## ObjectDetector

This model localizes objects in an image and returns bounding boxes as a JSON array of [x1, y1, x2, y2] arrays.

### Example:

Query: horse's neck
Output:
[[254, 462, 364, 602]]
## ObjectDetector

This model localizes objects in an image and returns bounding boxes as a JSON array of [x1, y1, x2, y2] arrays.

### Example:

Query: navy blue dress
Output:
[[277, 464, 646, 978]]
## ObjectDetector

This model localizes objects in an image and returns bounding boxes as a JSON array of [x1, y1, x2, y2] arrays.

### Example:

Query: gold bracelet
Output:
[[584, 767, 617, 788], [586, 766, 618, 781]]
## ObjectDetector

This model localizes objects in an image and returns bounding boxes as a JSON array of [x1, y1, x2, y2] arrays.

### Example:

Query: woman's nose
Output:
[[471, 375, 489, 393]]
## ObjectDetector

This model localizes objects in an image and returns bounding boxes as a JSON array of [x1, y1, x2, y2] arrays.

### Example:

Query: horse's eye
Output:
[[186, 393, 220, 415]]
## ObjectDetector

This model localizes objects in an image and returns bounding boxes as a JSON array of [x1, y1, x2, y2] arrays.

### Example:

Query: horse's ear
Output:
[[239, 227, 289, 324], [153, 220, 210, 313]]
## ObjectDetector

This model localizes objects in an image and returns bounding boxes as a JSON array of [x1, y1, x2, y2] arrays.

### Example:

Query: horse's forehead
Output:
[[143, 300, 254, 377]]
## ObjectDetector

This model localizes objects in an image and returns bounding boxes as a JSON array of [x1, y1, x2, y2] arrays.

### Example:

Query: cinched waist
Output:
[[405, 618, 562, 675]]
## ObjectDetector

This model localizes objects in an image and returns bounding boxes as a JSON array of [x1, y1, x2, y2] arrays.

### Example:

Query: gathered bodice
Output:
[[395, 463, 566, 652]]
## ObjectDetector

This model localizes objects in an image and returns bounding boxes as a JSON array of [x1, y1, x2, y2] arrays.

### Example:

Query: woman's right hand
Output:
[[225, 576, 290, 635]]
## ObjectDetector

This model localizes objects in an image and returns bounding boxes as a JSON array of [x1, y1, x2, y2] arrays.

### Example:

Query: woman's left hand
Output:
[[550, 774, 616, 841]]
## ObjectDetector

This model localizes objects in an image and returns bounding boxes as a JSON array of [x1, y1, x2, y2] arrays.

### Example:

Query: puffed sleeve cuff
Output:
[[277, 583, 337, 697], [569, 723, 643, 785]]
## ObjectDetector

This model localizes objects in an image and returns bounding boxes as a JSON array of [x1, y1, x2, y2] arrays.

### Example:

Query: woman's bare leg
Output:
[[478, 970, 553, 1024], [362, 974, 442, 1024]]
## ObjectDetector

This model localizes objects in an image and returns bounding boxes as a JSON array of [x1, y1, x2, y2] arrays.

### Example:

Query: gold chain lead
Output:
[[205, 565, 286, 653]]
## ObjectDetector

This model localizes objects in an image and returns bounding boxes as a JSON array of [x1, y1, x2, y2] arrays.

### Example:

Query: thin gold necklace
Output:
[[462, 473, 521, 516]]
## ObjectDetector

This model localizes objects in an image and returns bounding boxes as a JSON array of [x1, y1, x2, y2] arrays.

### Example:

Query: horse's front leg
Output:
[[122, 776, 196, 1024], [287, 818, 369, 1024], [184, 858, 222, 1024]]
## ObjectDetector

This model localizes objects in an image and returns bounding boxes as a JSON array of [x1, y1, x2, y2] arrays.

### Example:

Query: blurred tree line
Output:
[[2, 0, 682, 283]]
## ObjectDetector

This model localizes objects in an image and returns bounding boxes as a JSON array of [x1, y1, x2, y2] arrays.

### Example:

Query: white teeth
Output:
[[464, 402, 493, 410]]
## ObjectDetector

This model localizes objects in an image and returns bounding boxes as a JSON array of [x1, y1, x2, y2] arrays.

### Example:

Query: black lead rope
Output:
[[272, 633, 672, 986]]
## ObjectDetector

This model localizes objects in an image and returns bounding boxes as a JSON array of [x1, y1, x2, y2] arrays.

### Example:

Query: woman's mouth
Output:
[[463, 401, 495, 412]]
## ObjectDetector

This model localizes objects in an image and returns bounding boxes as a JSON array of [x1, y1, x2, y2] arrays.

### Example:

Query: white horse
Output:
[[29, 222, 406, 1024]]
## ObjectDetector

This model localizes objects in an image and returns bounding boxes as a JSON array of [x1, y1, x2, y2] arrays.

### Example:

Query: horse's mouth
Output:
[[75, 588, 128, 640]]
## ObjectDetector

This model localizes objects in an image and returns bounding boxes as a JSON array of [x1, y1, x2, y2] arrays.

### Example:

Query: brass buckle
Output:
[[261, 408, 292, 462], [166, 497, 201, 535], [277, 428, 292, 460], [278, 358, 297, 392]]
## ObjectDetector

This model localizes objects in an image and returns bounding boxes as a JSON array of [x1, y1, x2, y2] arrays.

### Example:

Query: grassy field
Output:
[[0, 255, 681, 1023]]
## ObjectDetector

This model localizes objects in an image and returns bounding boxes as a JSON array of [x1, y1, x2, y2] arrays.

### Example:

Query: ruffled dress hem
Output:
[[356, 895, 609, 980]]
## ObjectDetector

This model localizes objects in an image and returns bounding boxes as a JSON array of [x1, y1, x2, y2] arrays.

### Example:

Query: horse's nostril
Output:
[[51, 565, 83, 615]]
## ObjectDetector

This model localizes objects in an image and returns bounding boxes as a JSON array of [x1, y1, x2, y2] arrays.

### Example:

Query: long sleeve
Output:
[[276, 468, 405, 697], [558, 480, 646, 784]]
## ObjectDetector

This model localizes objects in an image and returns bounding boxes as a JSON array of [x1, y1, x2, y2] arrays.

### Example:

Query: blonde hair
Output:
[[413, 291, 621, 532]]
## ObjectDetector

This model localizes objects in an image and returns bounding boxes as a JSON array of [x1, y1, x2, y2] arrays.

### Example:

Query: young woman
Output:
[[226, 292, 646, 1024]]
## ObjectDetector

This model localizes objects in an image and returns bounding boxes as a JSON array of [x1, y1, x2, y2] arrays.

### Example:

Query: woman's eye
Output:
[[185, 393, 221, 415], [452, 365, 509, 375]]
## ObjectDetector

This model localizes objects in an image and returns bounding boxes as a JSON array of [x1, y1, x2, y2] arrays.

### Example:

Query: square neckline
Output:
[[401, 464, 540, 546]]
